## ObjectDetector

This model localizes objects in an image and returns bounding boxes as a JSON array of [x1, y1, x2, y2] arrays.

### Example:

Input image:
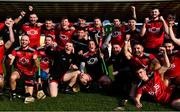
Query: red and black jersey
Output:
[[144, 20, 165, 49], [159, 51, 180, 78], [22, 23, 41, 48], [41, 26, 58, 41], [37, 46, 52, 71], [111, 26, 126, 46], [11, 47, 37, 76], [0, 22, 5, 31], [137, 71, 173, 104], [88, 24, 104, 48], [131, 53, 156, 71], [0, 44, 4, 74], [56, 29, 75, 51], [82, 51, 103, 80]]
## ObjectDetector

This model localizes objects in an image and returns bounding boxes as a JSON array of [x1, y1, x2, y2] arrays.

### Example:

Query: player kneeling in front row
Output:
[[35, 35, 57, 99], [8, 34, 38, 104]]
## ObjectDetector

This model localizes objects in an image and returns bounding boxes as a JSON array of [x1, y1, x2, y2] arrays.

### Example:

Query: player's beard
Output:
[[134, 51, 142, 57], [30, 20, 37, 26], [22, 43, 29, 49], [167, 50, 173, 55]]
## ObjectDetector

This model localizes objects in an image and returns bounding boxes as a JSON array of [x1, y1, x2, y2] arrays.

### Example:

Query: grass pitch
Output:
[[0, 65, 175, 111], [0, 91, 174, 111]]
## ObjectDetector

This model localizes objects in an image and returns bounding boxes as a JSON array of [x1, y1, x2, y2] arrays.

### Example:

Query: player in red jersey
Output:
[[37, 35, 55, 78], [41, 19, 57, 41], [0, 20, 14, 94], [56, 17, 75, 51], [36, 35, 55, 92], [124, 41, 161, 72], [8, 34, 38, 103], [124, 41, 161, 100], [21, 13, 41, 48], [134, 47, 180, 110], [140, 7, 169, 54], [110, 18, 126, 47], [158, 39, 180, 86]]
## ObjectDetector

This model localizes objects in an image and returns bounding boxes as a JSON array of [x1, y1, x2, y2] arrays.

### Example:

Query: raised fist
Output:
[[28, 5, 33, 11], [144, 18, 150, 23]]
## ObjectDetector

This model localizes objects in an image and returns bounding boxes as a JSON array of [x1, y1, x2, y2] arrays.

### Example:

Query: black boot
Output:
[[64, 86, 73, 94]]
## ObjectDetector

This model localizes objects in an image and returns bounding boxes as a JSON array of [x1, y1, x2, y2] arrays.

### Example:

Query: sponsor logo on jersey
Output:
[[148, 27, 160, 33], [27, 29, 38, 35], [87, 57, 98, 65]]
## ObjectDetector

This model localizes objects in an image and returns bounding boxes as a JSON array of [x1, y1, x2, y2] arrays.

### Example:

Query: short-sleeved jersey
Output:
[[22, 23, 41, 48], [37, 46, 52, 71], [41, 26, 57, 41], [82, 51, 103, 80], [130, 53, 156, 71], [137, 71, 173, 104], [159, 51, 180, 78], [111, 26, 126, 46], [56, 29, 75, 51], [144, 20, 165, 49], [12, 47, 37, 76], [0, 44, 4, 74]]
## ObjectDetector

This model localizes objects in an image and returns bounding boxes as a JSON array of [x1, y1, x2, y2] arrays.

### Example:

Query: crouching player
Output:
[[134, 47, 180, 110], [79, 40, 111, 92], [8, 34, 38, 104], [36, 35, 56, 99], [45, 42, 80, 97]]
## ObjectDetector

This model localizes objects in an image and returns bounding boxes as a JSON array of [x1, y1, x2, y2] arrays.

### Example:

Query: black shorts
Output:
[[15, 69, 35, 87], [48, 73, 65, 84]]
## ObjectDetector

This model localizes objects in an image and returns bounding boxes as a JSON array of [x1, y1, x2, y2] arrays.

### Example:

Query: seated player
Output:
[[45, 42, 80, 97]]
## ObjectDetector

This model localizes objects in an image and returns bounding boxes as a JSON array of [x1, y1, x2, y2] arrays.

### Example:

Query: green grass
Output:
[[0, 91, 174, 111]]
